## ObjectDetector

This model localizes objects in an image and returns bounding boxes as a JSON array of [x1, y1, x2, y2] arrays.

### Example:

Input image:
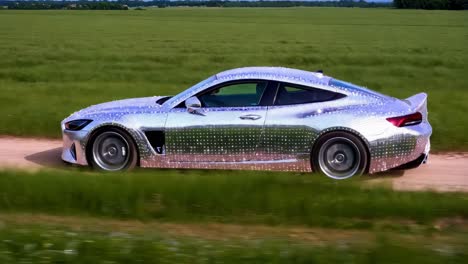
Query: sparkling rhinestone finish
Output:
[[61, 67, 432, 174]]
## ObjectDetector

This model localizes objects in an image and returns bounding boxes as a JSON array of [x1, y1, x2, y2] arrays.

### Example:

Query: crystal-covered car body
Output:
[[61, 67, 432, 176]]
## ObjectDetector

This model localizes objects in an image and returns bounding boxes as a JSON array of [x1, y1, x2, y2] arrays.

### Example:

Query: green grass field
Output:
[[1, 8, 468, 262], [0, 168, 467, 263], [1, 169, 468, 228], [0, 8, 467, 150]]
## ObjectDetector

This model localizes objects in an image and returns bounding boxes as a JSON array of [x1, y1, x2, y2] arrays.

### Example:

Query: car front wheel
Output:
[[89, 128, 138, 171]]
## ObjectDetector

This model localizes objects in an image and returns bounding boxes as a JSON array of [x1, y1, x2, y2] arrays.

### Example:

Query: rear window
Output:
[[275, 83, 345, 106], [329, 79, 389, 98]]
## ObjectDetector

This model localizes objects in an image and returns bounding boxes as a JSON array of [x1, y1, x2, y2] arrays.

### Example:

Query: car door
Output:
[[259, 81, 347, 161], [164, 80, 275, 163]]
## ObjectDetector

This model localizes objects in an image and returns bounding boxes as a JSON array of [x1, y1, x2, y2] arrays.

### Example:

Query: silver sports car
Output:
[[61, 67, 432, 179]]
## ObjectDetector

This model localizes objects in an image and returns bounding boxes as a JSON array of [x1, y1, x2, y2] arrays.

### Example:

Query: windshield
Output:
[[156, 96, 172, 105], [165, 75, 217, 107]]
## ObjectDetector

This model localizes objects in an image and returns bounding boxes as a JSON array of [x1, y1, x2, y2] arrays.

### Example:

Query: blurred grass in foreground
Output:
[[0, 169, 467, 228], [0, 8, 467, 150], [0, 219, 467, 264]]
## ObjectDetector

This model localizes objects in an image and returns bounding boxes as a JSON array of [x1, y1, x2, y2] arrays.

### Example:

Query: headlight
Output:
[[65, 119, 92, 131]]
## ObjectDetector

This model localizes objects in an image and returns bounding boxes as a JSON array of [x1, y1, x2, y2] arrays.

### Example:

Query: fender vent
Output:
[[70, 143, 77, 160], [144, 131, 165, 154]]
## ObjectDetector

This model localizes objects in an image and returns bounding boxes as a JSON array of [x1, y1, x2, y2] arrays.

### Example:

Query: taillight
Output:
[[386, 112, 422, 127]]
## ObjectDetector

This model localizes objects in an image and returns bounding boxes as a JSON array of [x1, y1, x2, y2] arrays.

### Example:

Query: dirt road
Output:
[[0, 137, 467, 192]]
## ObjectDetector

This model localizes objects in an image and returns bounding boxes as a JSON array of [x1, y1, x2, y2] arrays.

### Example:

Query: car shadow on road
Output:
[[362, 169, 405, 180], [375, 170, 405, 178], [25, 147, 65, 168]]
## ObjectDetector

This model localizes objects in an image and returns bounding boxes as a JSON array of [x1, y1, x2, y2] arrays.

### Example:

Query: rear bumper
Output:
[[392, 153, 428, 170], [368, 121, 432, 173]]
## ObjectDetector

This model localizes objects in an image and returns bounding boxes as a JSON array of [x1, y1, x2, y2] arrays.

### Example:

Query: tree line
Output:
[[147, 0, 392, 8], [394, 0, 468, 9], [2, 0, 466, 10], [1, 0, 391, 10], [3, 1, 129, 10]]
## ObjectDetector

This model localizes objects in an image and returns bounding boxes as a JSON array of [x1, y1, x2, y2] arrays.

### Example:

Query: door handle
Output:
[[239, 114, 262, 120]]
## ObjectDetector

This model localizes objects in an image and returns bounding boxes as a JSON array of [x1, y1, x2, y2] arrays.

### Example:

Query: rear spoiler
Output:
[[405, 93, 428, 121]]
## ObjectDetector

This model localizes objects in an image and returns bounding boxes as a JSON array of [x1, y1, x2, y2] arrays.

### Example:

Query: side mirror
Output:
[[185, 97, 204, 116]]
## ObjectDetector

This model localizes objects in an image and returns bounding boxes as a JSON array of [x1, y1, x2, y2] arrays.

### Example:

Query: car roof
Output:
[[164, 67, 390, 108], [215, 67, 391, 100], [215, 67, 331, 86]]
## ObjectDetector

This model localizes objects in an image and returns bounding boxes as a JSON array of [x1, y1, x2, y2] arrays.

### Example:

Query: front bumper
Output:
[[62, 129, 89, 166]]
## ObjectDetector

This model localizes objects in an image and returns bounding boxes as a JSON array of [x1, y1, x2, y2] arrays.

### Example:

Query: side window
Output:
[[275, 83, 345, 106], [199, 81, 268, 107]]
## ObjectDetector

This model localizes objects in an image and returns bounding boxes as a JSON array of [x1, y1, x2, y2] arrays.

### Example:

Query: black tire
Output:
[[312, 131, 368, 180], [88, 127, 138, 171]]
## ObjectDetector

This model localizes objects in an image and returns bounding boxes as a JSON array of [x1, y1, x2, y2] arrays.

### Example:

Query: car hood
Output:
[[64, 96, 166, 121]]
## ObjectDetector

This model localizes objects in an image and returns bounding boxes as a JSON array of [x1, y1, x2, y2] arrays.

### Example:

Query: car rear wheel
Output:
[[90, 128, 138, 171], [312, 132, 368, 180]]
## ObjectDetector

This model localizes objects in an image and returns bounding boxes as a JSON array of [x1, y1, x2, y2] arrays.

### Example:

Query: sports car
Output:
[[61, 67, 432, 179]]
